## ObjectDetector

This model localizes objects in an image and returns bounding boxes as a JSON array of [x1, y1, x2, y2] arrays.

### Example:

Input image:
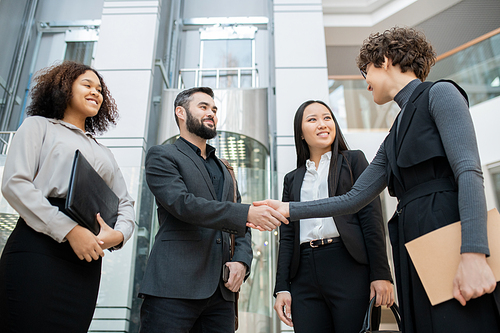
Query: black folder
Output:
[[65, 150, 118, 235]]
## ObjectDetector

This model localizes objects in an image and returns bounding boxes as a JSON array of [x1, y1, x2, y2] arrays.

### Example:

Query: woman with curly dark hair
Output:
[[256, 27, 500, 332], [0, 61, 135, 332]]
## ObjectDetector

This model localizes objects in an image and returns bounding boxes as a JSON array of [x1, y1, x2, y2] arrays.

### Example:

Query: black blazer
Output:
[[139, 138, 253, 302], [274, 150, 392, 294]]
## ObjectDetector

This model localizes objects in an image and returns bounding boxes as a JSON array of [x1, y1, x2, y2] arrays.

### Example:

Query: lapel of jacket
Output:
[[292, 166, 306, 202], [396, 81, 432, 155], [385, 118, 402, 184], [175, 138, 217, 200], [291, 166, 306, 233], [329, 153, 343, 196]]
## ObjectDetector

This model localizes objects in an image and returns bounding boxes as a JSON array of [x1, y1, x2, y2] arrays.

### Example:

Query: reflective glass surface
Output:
[[64, 42, 95, 66], [427, 33, 500, 107], [328, 79, 399, 130], [328, 32, 500, 130]]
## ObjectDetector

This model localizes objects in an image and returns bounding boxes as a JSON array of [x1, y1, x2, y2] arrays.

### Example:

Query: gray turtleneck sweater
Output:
[[290, 79, 489, 255]]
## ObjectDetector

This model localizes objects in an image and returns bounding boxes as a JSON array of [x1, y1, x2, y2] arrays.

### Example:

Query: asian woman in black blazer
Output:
[[273, 100, 394, 333]]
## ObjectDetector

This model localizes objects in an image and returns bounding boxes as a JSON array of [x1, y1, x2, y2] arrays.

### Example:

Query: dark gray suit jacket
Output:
[[139, 138, 253, 302]]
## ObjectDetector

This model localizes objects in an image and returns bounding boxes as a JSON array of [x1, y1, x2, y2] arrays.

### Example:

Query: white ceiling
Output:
[[323, 0, 463, 45]]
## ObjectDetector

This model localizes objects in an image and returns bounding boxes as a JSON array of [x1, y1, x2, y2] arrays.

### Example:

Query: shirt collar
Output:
[[47, 118, 94, 138], [305, 151, 332, 171], [179, 136, 216, 158]]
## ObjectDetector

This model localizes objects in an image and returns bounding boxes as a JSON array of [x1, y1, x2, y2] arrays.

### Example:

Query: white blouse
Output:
[[1, 116, 135, 245], [300, 151, 340, 244]]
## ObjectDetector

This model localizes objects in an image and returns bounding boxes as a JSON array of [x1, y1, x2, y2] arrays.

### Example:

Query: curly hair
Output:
[[356, 27, 436, 81], [27, 61, 118, 135]]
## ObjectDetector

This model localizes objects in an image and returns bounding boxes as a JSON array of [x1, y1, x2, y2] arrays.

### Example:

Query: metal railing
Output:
[[326, 28, 500, 130], [178, 67, 259, 89], [0, 132, 15, 155]]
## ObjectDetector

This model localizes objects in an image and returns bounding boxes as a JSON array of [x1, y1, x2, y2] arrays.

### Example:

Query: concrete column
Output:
[[91, 0, 161, 331], [273, 0, 329, 206]]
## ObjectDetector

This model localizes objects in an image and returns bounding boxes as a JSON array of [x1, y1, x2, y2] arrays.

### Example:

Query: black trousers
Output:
[[140, 285, 234, 333], [290, 240, 371, 333]]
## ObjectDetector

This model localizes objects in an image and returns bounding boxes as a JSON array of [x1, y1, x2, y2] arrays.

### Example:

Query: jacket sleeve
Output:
[[274, 172, 295, 295], [351, 150, 393, 283], [145, 145, 250, 235]]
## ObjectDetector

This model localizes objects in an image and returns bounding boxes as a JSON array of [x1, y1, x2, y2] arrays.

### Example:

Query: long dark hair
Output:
[[293, 100, 351, 194]]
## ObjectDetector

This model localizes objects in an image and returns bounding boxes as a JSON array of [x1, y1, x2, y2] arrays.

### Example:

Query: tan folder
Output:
[[405, 208, 500, 306]]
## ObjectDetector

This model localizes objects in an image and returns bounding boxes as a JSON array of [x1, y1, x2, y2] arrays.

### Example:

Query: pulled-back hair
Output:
[[27, 61, 118, 135], [356, 26, 436, 81], [173, 87, 214, 127]]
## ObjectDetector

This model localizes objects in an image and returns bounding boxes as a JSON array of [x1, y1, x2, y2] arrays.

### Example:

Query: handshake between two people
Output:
[[246, 199, 290, 232]]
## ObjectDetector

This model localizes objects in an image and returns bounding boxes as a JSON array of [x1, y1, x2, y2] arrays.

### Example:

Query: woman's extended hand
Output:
[[274, 292, 293, 327], [253, 199, 290, 218], [370, 280, 394, 307], [66, 225, 104, 262], [96, 213, 124, 250], [453, 252, 496, 306]]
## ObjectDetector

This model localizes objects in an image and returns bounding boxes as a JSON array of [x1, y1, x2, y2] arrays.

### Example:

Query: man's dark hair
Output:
[[173, 87, 214, 127], [27, 61, 118, 135]]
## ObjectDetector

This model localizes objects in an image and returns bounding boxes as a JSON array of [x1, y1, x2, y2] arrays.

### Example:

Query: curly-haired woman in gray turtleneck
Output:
[[255, 27, 500, 332]]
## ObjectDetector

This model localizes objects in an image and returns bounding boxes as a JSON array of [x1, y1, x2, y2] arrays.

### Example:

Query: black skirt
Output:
[[0, 198, 101, 333]]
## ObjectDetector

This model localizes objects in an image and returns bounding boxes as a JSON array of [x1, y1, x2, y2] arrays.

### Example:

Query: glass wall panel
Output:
[[328, 32, 500, 131], [201, 39, 253, 88], [64, 42, 95, 66], [328, 79, 399, 130], [427, 32, 500, 107], [202, 39, 252, 68]]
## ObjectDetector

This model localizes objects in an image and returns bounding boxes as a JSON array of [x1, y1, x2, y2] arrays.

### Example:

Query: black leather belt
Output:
[[300, 237, 341, 250]]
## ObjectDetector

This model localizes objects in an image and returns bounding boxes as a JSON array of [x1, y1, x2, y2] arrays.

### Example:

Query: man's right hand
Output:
[[246, 205, 288, 231], [274, 292, 293, 327]]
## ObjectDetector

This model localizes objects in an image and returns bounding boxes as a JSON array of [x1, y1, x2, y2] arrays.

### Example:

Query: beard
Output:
[[185, 107, 217, 139]]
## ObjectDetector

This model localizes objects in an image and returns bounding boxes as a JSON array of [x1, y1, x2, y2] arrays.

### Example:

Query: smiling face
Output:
[[183, 92, 218, 139], [301, 102, 336, 156], [65, 70, 103, 121]]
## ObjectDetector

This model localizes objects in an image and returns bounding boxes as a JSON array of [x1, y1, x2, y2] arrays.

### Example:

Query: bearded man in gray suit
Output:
[[139, 87, 287, 333]]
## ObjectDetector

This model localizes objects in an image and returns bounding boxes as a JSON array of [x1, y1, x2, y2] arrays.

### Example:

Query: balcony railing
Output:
[[0, 132, 15, 155], [178, 67, 259, 89], [327, 28, 500, 130]]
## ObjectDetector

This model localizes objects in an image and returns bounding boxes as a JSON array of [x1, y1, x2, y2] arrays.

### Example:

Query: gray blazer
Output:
[[139, 138, 253, 302]]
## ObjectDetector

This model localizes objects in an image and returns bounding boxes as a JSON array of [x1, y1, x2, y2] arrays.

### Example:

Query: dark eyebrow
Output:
[[305, 112, 330, 119], [81, 78, 102, 88], [198, 101, 217, 111]]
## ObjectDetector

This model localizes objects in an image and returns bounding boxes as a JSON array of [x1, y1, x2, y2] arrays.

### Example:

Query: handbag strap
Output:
[[220, 158, 237, 258], [360, 296, 402, 333], [220, 158, 239, 330]]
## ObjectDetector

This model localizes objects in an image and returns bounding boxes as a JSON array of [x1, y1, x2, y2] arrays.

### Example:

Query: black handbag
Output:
[[359, 296, 402, 333]]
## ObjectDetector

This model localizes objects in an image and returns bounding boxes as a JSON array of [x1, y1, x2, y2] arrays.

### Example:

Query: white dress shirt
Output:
[[1, 116, 135, 245], [299, 151, 340, 244]]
